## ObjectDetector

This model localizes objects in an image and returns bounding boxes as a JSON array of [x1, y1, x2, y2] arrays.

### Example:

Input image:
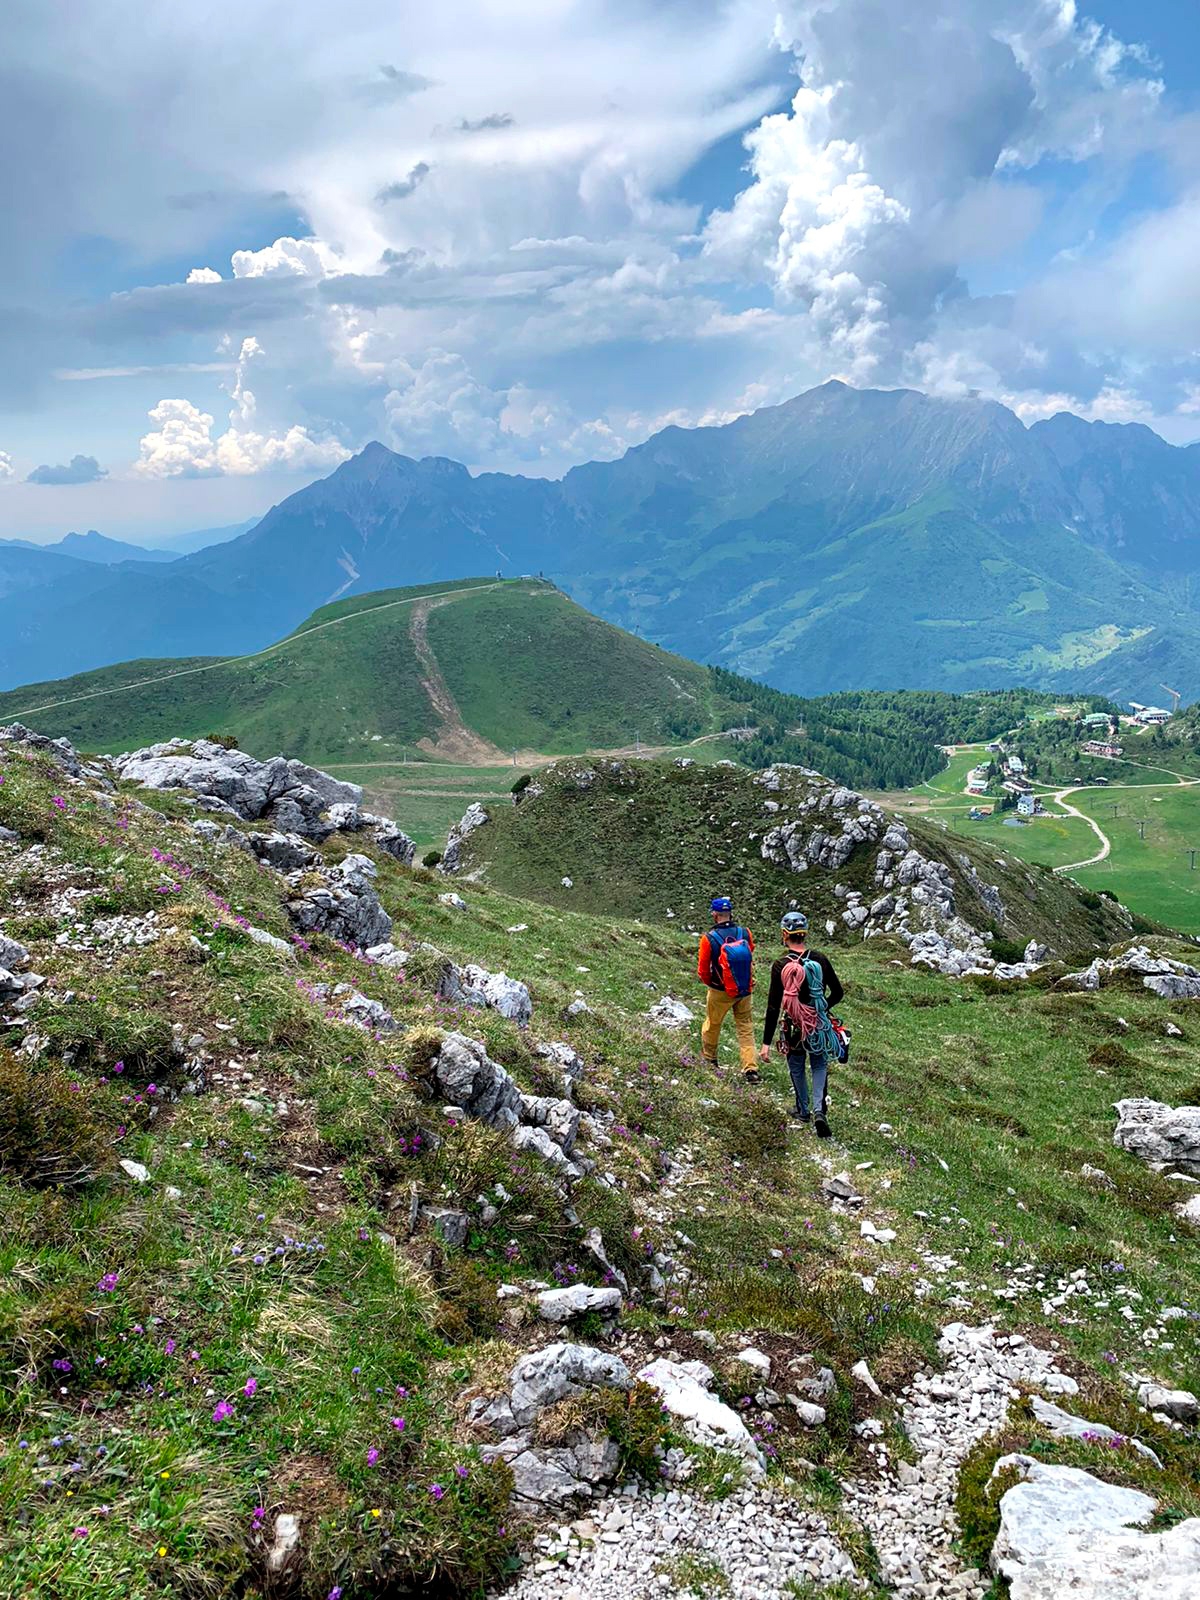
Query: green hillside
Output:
[[0, 579, 723, 765], [448, 756, 1139, 956], [3, 726, 1200, 1598], [0, 574, 1089, 799]]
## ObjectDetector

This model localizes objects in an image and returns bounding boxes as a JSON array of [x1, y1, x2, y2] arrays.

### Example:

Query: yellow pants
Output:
[[701, 989, 757, 1073]]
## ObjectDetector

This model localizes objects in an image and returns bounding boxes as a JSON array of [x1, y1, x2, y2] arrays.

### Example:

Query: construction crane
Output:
[[1160, 684, 1182, 714]]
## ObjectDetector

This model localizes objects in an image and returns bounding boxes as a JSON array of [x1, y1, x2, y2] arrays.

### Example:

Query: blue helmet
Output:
[[710, 895, 733, 913], [780, 910, 808, 935]]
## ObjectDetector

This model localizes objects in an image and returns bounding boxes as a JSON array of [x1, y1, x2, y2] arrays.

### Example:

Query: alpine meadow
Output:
[[5, 5, 1200, 1600]]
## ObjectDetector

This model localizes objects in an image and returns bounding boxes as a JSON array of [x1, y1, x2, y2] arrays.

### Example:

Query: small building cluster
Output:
[[1081, 740, 1124, 759]]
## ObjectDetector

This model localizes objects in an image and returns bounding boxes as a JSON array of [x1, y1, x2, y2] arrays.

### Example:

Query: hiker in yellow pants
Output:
[[696, 895, 760, 1081]]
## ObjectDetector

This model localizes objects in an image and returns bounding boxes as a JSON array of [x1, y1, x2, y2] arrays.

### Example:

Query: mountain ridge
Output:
[[1, 381, 1199, 699]]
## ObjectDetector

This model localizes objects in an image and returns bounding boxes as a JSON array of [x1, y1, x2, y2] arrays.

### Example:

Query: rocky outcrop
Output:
[[0, 723, 84, 777], [508, 1343, 630, 1426], [250, 831, 320, 871], [1061, 944, 1200, 998], [760, 782, 887, 874], [990, 1455, 1200, 1599], [441, 962, 533, 1028], [438, 802, 490, 873], [326, 802, 416, 865], [114, 739, 363, 840], [1113, 1098, 1200, 1177], [0, 932, 45, 1013], [414, 1031, 586, 1180], [286, 853, 393, 948], [470, 1343, 632, 1509]]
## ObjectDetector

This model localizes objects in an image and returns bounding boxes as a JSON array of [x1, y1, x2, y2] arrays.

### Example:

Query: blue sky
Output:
[[4, 0, 1200, 542]]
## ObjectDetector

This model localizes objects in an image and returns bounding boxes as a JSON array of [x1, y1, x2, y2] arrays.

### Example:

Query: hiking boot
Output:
[[701, 1056, 719, 1067], [790, 1112, 811, 1128], [743, 1068, 762, 1085], [814, 1115, 832, 1139]]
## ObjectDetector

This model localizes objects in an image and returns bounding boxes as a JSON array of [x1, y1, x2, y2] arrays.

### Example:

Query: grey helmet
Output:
[[780, 911, 808, 935]]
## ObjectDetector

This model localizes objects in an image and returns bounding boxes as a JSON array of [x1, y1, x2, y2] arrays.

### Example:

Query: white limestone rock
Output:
[[438, 802, 490, 873], [734, 1347, 771, 1380], [991, 1455, 1200, 1599], [509, 1342, 631, 1427], [457, 963, 533, 1027], [1029, 1396, 1162, 1465], [286, 853, 392, 948], [646, 995, 695, 1029], [1136, 1383, 1198, 1422], [1113, 1098, 1200, 1176], [535, 1285, 623, 1324], [637, 1358, 765, 1476]]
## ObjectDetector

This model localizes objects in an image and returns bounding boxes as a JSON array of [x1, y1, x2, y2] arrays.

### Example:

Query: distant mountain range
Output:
[[1, 382, 1198, 701], [0, 529, 179, 564]]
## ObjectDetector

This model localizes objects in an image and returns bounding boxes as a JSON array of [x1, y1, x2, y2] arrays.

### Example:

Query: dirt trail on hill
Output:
[[409, 595, 524, 764]]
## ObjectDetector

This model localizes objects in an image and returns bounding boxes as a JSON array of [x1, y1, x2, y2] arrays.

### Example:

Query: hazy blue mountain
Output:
[[1032, 412, 1200, 581], [0, 530, 159, 563], [155, 518, 260, 554], [0, 381, 1198, 701]]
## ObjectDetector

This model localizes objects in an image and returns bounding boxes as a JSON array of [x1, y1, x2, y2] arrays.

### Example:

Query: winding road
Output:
[[1051, 787, 1112, 873]]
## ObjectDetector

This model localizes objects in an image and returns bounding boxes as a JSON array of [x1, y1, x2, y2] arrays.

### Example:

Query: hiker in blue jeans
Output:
[[759, 911, 844, 1137]]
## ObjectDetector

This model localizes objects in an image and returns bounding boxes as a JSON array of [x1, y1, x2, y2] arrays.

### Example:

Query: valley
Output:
[[873, 733, 1200, 934]]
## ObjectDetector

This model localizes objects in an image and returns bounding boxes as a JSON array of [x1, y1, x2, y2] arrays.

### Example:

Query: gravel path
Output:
[[497, 1322, 1083, 1600], [498, 1479, 862, 1599]]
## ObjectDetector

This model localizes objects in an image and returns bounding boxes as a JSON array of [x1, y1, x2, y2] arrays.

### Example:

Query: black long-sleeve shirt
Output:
[[761, 949, 844, 1045]]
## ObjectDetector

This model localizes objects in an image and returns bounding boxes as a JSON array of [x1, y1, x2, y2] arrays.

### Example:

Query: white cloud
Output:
[[134, 337, 350, 478], [230, 236, 343, 279], [703, 0, 1179, 396], [0, 450, 13, 480], [7, 0, 1200, 484]]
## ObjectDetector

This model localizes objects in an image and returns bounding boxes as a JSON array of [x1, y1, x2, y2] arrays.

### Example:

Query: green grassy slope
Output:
[[3, 733, 1199, 1596], [1072, 783, 1200, 932], [450, 757, 1137, 957], [0, 580, 718, 765], [426, 584, 716, 752]]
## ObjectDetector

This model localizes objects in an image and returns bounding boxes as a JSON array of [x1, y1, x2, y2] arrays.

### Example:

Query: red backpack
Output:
[[778, 953, 849, 1061]]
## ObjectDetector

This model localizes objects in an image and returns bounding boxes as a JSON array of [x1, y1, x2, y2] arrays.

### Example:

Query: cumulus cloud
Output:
[[134, 338, 349, 477], [6, 0, 1200, 487], [703, 0, 1179, 396], [26, 453, 107, 485], [0, 450, 13, 480], [230, 236, 342, 279], [382, 351, 629, 468]]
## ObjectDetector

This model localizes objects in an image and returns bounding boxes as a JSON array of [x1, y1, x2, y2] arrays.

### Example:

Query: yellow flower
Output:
[[157, 1546, 167, 1557], [370, 1508, 382, 1518], [160, 1470, 170, 1479]]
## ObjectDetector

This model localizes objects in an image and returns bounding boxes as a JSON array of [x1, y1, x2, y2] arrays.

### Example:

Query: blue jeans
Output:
[[787, 1043, 828, 1117]]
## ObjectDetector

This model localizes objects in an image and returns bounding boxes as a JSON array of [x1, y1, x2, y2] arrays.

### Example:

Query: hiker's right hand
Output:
[[759, 1044, 770, 1063]]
